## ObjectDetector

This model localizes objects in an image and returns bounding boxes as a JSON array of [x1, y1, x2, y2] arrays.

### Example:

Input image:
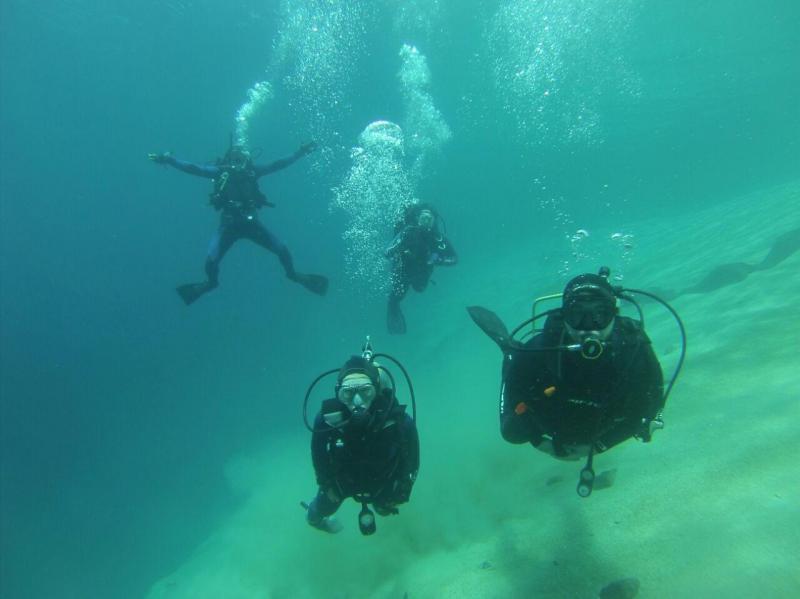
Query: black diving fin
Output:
[[176, 282, 212, 306], [294, 273, 329, 296], [387, 300, 407, 335], [467, 306, 514, 352]]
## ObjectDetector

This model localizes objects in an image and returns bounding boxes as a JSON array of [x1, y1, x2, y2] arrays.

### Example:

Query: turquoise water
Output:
[[1, 1, 798, 598]]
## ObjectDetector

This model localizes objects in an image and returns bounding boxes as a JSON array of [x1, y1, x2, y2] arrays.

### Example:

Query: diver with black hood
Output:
[[468, 268, 685, 497], [148, 141, 328, 305], [385, 201, 458, 334], [302, 338, 419, 535]]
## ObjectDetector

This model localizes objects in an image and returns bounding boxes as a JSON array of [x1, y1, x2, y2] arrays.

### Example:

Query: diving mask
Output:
[[417, 209, 434, 230], [338, 374, 377, 412], [227, 147, 251, 170], [562, 295, 616, 331]]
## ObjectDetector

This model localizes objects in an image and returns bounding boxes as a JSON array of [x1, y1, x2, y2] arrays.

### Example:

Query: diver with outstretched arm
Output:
[[148, 141, 328, 305]]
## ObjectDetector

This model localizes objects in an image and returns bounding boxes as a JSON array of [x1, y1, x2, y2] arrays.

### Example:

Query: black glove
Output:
[[148, 152, 171, 165]]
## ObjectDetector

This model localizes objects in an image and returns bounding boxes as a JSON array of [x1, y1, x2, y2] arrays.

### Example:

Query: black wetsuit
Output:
[[387, 225, 458, 298], [308, 393, 419, 521], [385, 217, 458, 334], [501, 313, 664, 455], [163, 153, 304, 287]]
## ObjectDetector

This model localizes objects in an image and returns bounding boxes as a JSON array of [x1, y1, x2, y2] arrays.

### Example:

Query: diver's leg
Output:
[[205, 221, 239, 287], [410, 265, 433, 293], [306, 488, 343, 533], [387, 270, 408, 334], [176, 221, 239, 306], [248, 220, 328, 295], [247, 220, 297, 277]]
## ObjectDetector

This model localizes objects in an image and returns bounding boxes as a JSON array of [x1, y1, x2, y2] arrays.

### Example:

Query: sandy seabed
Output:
[[148, 182, 800, 599]]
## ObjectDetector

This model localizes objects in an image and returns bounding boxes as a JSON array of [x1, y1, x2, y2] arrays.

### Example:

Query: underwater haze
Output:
[[1, 1, 799, 598]]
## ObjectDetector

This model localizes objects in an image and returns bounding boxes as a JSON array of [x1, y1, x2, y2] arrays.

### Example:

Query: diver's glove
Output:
[[296, 141, 317, 157], [635, 417, 664, 443], [148, 151, 172, 165]]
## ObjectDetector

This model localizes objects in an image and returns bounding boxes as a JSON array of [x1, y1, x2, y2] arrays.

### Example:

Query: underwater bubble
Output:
[[332, 121, 414, 297], [398, 44, 451, 182], [359, 120, 405, 152], [271, 1, 370, 155], [391, 0, 444, 46], [485, 0, 641, 148], [234, 81, 273, 149]]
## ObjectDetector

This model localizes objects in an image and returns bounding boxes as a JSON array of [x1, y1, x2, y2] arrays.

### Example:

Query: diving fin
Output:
[[293, 273, 329, 296], [387, 300, 406, 335], [176, 282, 213, 306], [467, 306, 513, 352]]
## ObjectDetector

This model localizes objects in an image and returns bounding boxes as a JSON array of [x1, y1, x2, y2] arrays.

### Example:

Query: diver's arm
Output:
[[594, 419, 639, 452], [432, 237, 458, 266], [385, 229, 408, 258], [254, 142, 316, 177], [595, 340, 665, 449], [635, 341, 666, 442], [393, 415, 420, 504], [405, 416, 420, 477], [499, 350, 543, 445], [311, 415, 335, 488], [163, 155, 221, 178]]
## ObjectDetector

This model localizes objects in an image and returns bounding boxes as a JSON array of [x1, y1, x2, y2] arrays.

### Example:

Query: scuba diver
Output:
[[148, 141, 328, 305], [385, 202, 458, 334], [468, 267, 686, 497], [301, 338, 419, 535]]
